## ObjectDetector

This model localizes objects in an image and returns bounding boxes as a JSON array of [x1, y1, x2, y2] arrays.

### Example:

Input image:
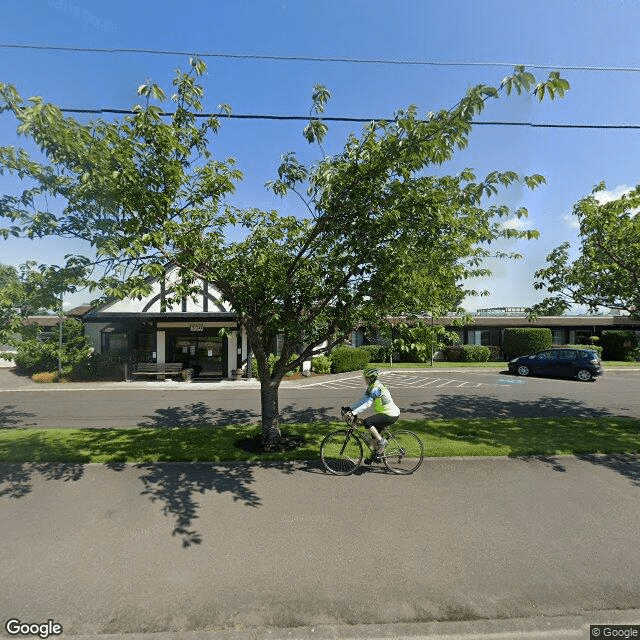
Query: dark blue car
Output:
[[508, 348, 603, 382]]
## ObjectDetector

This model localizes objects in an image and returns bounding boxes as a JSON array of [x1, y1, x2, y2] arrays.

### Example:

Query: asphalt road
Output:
[[1, 367, 640, 428], [2, 368, 640, 637], [1, 456, 640, 636]]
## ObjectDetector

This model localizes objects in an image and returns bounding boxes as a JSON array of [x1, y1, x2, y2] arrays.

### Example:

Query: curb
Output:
[[40, 610, 640, 640]]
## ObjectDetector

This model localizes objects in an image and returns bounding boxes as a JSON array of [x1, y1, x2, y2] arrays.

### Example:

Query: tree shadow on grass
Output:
[[0, 403, 303, 547]]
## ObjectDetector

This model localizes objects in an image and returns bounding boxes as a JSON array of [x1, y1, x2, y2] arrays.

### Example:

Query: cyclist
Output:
[[342, 367, 400, 462]]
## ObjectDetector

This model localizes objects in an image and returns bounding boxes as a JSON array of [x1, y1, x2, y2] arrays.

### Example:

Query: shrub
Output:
[[14, 319, 93, 375], [503, 328, 552, 359], [311, 354, 332, 374], [488, 346, 503, 361], [357, 344, 391, 362], [330, 346, 370, 373], [71, 351, 126, 381], [442, 345, 491, 362], [32, 371, 62, 383], [600, 331, 639, 361]]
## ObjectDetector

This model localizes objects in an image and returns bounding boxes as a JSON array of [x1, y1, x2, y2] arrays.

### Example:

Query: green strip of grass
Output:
[[1, 417, 639, 464]]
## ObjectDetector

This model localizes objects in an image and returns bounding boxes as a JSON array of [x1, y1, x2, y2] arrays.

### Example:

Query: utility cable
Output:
[[2, 43, 640, 73]]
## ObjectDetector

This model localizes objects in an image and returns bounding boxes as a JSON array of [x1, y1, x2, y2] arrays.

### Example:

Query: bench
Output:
[[129, 362, 183, 380]]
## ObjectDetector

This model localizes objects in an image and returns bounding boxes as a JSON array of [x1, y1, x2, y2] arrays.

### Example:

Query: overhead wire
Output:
[[2, 43, 640, 73], [2, 42, 640, 129]]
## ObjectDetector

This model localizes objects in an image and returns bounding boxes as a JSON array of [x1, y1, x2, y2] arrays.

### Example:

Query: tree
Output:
[[532, 182, 640, 318], [0, 261, 88, 358], [13, 318, 93, 375], [387, 315, 462, 364], [0, 60, 569, 445]]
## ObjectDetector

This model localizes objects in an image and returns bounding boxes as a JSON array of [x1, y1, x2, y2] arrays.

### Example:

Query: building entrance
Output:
[[170, 333, 226, 377]]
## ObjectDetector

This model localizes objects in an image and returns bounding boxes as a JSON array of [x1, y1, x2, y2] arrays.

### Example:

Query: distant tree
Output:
[[0, 60, 569, 445], [532, 182, 640, 318], [0, 261, 87, 359]]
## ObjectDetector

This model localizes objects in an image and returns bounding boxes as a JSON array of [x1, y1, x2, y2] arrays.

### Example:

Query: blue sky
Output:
[[1, 0, 639, 311]]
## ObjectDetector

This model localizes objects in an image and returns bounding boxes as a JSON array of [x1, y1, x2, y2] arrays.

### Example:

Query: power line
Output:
[[2, 42, 640, 73], [55, 107, 640, 129]]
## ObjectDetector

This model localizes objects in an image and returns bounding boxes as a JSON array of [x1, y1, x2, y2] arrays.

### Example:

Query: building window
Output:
[[552, 329, 565, 345], [102, 331, 128, 353]]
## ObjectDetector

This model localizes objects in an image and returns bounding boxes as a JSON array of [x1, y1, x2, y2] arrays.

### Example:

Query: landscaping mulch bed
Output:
[[235, 430, 307, 453]]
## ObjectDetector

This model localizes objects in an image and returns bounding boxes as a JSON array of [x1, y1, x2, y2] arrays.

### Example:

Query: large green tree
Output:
[[532, 182, 640, 318], [0, 60, 569, 444]]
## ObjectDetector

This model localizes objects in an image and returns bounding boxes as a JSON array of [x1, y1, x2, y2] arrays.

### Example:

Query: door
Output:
[[171, 334, 226, 377], [532, 350, 560, 376], [556, 349, 578, 377]]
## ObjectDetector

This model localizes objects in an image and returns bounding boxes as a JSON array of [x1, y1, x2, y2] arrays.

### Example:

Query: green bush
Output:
[[442, 345, 491, 362], [311, 354, 332, 374], [330, 346, 370, 373], [14, 319, 93, 375], [600, 331, 639, 361], [357, 344, 391, 362], [488, 346, 503, 361], [72, 351, 126, 381], [503, 328, 552, 359]]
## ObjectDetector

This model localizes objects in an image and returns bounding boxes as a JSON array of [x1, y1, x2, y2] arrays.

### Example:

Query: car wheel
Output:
[[517, 365, 530, 376], [577, 369, 593, 382]]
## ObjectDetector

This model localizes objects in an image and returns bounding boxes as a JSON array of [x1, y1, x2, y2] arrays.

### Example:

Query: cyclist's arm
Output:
[[350, 387, 381, 415]]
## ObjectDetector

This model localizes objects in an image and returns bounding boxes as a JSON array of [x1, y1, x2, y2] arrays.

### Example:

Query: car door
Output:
[[533, 350, 559, 376], [556, 349, 577, 377]]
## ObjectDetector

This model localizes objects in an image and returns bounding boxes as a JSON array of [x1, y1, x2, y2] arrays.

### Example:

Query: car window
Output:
[[536, 351, 557, 360], [559, 350, 577, 360]]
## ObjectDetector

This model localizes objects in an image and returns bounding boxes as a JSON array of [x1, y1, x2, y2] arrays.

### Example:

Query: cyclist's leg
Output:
[[363, 414, 398, 451]]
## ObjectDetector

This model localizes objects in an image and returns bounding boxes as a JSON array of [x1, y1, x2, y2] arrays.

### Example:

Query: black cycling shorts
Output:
[[363, 413, 399, 433]]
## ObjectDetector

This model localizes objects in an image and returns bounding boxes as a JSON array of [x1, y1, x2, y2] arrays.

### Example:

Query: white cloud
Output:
[[563, 214, 580, 229], [501, 216, 528, 231], [593, 184, 633, 204]]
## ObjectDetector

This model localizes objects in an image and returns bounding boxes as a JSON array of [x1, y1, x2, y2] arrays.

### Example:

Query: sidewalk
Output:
[[2, 457, 640, 637]]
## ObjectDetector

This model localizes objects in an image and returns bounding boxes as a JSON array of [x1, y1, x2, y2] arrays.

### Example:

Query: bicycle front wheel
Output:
[[382, 430, 424, 475], [320, 430, 363, 476]]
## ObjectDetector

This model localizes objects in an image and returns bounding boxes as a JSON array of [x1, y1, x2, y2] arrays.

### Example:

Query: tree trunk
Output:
[[260, 376, 283, 446]]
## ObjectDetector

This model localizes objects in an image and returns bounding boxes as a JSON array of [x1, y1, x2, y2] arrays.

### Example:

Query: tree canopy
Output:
[[0, 59, 569, 443], [532, 182, 640, 318]]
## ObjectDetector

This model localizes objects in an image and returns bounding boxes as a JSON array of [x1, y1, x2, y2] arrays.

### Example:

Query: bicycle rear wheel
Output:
[[320, 430, 363, 475], [382, 430, 424, 474]]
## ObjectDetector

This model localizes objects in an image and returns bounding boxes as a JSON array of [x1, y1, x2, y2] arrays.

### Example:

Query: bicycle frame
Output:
[[339, 409, 396, 459]]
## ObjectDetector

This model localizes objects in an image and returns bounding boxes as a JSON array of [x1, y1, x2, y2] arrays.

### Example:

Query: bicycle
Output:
[[320, 409, 425, 476]]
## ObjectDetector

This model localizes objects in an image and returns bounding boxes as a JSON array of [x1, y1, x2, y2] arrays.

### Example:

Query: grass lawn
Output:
[[1, 417, 639, 464]]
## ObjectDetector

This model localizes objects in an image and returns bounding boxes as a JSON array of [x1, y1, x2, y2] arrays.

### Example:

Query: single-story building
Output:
[[75, 270, 247, 378]]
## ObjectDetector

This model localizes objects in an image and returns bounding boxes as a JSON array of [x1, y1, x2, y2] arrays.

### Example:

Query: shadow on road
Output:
[[2, 396, 638, 547], [410, 394, 613, 419], [0, 404, 36, 428]]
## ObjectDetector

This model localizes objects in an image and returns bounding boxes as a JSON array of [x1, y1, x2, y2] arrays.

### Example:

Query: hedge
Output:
[[503, 328, 552, 359], [330, 347, 370, 373], [443, 345, 491, 362], [600, 331, 639, 361], [357, 344, 391, 362]]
